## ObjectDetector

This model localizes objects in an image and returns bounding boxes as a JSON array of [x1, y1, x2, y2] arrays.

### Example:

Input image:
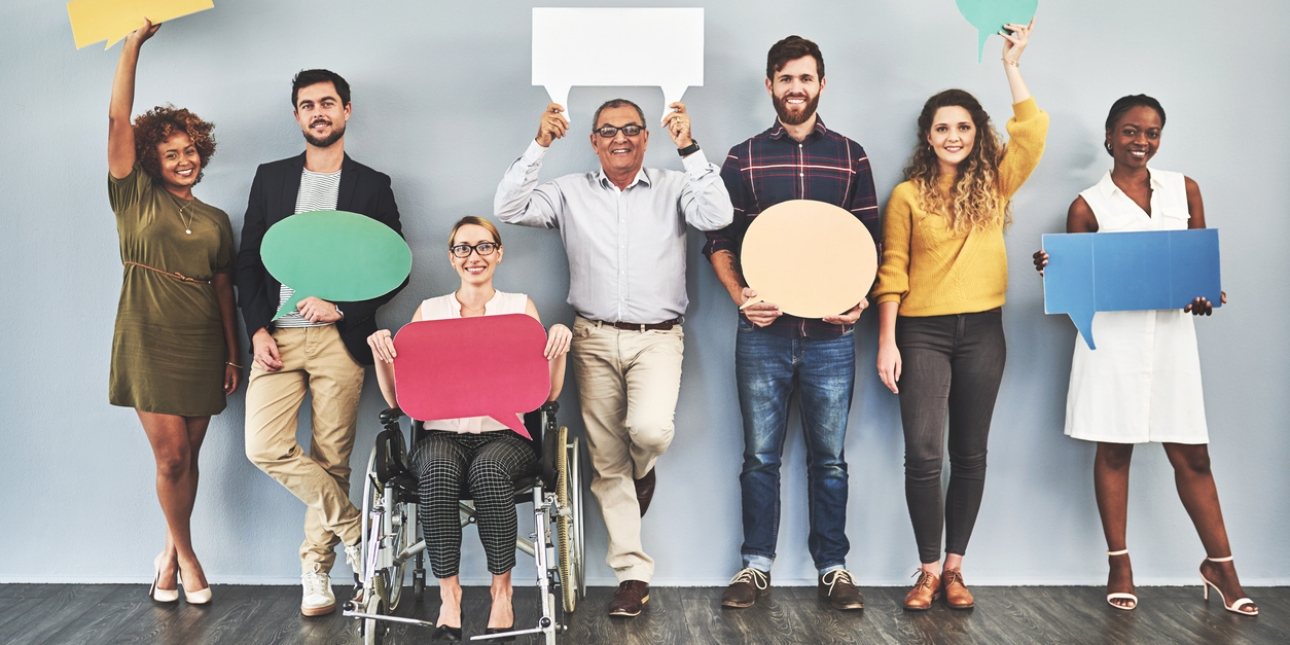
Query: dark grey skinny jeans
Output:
[[895, 310, 1006, 564]]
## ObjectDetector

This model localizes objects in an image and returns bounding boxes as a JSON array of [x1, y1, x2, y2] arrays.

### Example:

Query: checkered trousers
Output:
[[412, 430, 537, 578]]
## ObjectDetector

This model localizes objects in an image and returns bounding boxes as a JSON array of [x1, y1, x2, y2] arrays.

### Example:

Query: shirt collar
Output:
[[768, 115, 829, 142], [1098, 168, 1163, 198], [595, 166, 651, 190]]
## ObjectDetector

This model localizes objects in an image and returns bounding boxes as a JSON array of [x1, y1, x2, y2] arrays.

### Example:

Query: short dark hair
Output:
[[766, 35, 824, 81], [291, 69, 351, 108], [592, 99, 647, 132], [1103, 95, 1166, 157]]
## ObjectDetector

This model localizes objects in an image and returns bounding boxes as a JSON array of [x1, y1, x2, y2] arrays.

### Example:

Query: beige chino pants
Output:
[[245, 326, 365, 574], [570, 317, 684, 583]]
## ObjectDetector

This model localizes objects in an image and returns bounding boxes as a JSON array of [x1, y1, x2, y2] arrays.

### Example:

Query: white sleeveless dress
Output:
[[418, 290, 530, 434], [1063, 170, 1208, 444]]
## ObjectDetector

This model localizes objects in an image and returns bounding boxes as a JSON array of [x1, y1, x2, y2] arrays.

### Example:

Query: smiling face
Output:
[[294, 81, 351, 148], [927, 105, 977, 173], [155, 131, 201, 192], [766, 55, 825, 126], [590, 105, 649, 178], [449, 223, 502, 287], [1107, 105, 1163, 170]]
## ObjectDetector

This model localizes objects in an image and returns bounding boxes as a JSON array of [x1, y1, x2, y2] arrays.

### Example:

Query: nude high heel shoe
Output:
[[1201, 556, 1257, 616], [1105, 550, 1137, 611], [148, 554, 179, 603], [180, 562, 212, 605]]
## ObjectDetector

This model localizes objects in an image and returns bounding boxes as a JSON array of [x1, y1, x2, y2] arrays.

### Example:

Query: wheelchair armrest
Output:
[[540, 400, 559, 414], [379, 407, 405, 426]]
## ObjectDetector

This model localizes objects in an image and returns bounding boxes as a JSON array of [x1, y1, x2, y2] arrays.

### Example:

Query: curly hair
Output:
[[904, 89, 1009, 234], [132, 104, 216, 184]]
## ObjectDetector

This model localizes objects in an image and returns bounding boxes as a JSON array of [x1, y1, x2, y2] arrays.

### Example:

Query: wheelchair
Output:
[[344, 401, 586, 644]]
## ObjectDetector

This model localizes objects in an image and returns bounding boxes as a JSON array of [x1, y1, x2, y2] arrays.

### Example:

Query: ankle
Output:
[[920, 562, 941, 576]]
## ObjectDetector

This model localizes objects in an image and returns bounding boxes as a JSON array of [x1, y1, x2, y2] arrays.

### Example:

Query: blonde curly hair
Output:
[[904, 89, 1009, 233]]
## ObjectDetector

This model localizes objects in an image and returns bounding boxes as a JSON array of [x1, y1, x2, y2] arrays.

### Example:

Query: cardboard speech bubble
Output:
[[954, 0, 1038, 62], [1043, 229, 1222, 350], [67, 0, 214, 50], [532, 7, 704, 126], [392, 315, 551, 439], [740, 200, 878, 319], [261, 210, 411, 321]]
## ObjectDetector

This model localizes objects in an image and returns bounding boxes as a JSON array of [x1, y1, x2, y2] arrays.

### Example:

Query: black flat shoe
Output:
[[431, 624, 463, 642], [484, 626, 516, 642]]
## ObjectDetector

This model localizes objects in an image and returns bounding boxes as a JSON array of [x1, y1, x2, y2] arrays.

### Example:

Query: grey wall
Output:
[[2, 0, 1286, 586]]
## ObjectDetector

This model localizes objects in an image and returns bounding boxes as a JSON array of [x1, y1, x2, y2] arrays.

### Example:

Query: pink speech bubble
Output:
[[392, 315, 550, 440]]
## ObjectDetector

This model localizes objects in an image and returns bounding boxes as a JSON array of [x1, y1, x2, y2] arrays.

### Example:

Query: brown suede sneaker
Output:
[[903, 570, 942, 611], [942, 568, 975, 609], [721, 568, 771, 608], [608, 580, 650, 617], [818, 569, 864, 610], [634, 468, 656, 517]]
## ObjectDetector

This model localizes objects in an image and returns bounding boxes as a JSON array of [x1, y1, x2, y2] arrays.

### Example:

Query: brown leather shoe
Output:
[[634, 468, 656, 517], [721, 568, 771, 608], [942, 569, 974, 609], [818, 569, 864, 610], [903, 570, 941, 611], [608, 580, 650, 617]]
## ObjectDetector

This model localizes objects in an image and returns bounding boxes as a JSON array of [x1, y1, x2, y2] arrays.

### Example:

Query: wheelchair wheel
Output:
[[555, 427, 584, 613], [360, 445, 417, 613], [571, 436, 586, 601], [360, 576, 387, 645]]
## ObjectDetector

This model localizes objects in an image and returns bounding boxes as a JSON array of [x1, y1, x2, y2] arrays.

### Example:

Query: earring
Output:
[[1104, 141, 1113, 153]]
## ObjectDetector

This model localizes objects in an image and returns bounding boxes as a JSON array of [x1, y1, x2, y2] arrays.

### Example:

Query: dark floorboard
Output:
[[0, 584, 1284, 645]]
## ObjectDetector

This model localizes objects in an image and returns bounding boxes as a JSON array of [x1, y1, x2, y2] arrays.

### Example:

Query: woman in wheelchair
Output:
[[368, 216, 571, 641]]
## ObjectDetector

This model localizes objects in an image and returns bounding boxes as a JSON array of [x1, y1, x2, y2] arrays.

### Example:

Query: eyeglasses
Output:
[[594, 123, 645, 138], [449, 242, 500, 258]]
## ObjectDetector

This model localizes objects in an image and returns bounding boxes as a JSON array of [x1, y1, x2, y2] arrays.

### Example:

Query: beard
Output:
[[303, 121, 346, 148], [773, 92, 821, 126]]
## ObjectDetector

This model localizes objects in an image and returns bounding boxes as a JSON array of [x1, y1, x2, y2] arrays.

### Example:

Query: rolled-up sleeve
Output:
[[494, 140, 563, 229], [676, 149, 733, 232], [702, 149, 746, 258]]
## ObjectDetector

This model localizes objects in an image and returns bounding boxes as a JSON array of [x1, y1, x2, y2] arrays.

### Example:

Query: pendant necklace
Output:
[[170, 193, 195, 234]]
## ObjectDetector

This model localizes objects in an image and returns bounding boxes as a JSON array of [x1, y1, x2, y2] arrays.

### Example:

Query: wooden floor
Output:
[[1, 583, 1286, 645]]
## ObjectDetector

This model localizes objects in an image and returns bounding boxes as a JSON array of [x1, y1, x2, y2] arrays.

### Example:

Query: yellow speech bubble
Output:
[[67, 0, 214, 50]]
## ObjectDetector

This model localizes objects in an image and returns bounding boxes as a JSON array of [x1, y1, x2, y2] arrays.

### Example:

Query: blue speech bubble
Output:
[[955, 0, 1038, 62], [1042, 229, 1222, 350]]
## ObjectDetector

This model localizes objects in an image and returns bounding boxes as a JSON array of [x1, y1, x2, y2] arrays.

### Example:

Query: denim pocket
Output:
[[737, 317, 754, 333]]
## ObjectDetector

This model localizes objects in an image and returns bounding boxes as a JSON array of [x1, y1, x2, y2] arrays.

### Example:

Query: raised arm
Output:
[[108, 19, 160, 179], [667, 104, 734, 232], [494, 104, 568, 229], [1001, 18, 1034, 104]]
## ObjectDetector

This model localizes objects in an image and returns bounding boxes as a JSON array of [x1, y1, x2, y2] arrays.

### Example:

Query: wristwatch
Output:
[[677, 140, 700, 157]]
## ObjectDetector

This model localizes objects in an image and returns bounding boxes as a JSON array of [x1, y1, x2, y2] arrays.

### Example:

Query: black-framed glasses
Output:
[[594, 123, 645, 138], [449, 242, 500, 258]]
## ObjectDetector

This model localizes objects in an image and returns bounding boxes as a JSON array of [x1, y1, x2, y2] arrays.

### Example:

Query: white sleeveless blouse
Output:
[[1063, 169, 1208, 444], [418, 290, 531, 434]]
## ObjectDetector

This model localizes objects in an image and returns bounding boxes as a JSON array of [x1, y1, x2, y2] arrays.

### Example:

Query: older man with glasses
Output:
[[495, 98, 732, 617]]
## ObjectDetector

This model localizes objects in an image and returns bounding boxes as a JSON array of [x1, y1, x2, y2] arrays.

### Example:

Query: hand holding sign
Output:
[[1042, 229, 1223, 349], [67, 0, 213, 50], [532, 7, 704, 126], [261, 210, 412, 321], [393, 315, 551, 439], [740, 200, 878, 320], [954, 0, 1038, 62]]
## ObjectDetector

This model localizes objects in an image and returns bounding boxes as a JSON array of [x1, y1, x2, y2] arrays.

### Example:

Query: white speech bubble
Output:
[[533, 7, 704, 126]]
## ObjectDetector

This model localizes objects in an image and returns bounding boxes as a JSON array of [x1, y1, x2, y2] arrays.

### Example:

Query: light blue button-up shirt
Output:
[[495, 140, 734, 324]]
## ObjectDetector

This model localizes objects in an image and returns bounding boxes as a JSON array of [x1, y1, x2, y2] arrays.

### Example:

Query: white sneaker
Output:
[[345, 542, 364, 574], [301, 570, 336, 616]]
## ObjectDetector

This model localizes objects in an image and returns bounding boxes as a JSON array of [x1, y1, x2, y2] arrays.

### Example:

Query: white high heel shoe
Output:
[[1200, 556, 1257, 616], [1104, 550, 1137, 611], [149, 554, 179, 603], [181, 567, 212, 605]]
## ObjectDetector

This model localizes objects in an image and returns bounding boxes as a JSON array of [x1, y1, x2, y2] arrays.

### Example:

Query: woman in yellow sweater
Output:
[[871, 19, 1047, 611]]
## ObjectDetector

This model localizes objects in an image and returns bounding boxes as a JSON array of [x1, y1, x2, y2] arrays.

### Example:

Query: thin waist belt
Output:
[[124, 261, 210, 285], [583, 316, 683, 332]]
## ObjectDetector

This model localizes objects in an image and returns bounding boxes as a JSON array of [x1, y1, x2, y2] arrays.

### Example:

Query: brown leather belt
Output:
[[124, 260, 210, 285], [586, 317, 682, 332]]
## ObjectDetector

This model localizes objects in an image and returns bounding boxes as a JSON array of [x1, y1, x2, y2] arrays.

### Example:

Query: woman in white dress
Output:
[[368, 216, 571, 641], [1034, 95, 1255, 615]]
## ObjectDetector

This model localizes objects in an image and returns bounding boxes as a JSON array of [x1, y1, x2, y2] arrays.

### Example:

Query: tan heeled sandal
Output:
[[1201, 556, 1257, 616], [1105, 550, 1137, 611]]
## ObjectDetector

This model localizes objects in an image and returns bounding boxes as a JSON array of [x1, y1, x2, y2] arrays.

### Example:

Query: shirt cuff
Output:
[[680, 148, 713, 178], [521, 139, 549, 165]]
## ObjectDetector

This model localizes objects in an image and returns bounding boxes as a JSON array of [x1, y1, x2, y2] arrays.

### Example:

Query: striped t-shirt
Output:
[[277, 168, 341, 328]]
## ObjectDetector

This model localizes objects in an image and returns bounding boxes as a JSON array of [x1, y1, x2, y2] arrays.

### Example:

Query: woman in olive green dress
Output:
[[108, 20, 240, 604]]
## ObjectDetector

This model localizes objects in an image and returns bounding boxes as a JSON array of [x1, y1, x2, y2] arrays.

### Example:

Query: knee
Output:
[[1169, 445, 1212, 475], [742, 448, 781, 475], [467, 458, 511, 492], [422, 459, 465, 490], [904, 453, 942, 482], [156, 446, 191, 481], [626, 417, 674, 456], [1097, 444, 1134, 471], [949, 448, 988, 476], [245, 440, 288, 471]]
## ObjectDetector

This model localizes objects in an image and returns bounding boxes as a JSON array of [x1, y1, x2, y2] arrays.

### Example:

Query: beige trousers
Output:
[[245, 326, 365, 574], [570, 317, 684, 583]]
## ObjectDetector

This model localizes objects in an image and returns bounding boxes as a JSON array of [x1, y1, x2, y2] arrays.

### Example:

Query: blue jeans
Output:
[[735, 320, 856, 575]]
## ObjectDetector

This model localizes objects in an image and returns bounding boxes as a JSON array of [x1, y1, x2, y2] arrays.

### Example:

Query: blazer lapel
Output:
[[337, 153, 359, 212], [278, 152, 306, 222]]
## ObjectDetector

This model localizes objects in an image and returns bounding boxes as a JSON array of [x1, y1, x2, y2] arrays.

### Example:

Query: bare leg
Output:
[[1094, 442, 1135, 607], [137, 411, 210, 591], [488, 571, 514, 629], [1164, 443, 1256, 614], [437, 575, 463, 628]]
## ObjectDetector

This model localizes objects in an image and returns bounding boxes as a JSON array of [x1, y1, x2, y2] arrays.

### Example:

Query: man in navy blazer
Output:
[[236, 69, 404, 617]]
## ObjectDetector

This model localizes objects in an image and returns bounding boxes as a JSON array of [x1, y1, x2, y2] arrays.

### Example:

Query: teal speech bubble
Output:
[[261, 210, 411, 320], [955, 0, 1038, 62]]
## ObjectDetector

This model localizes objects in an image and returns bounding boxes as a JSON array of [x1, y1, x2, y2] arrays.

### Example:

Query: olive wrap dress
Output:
[[108, 164, 236, 416]]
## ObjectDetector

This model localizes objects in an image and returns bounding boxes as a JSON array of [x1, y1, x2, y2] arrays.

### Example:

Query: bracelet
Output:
[[1003, 59, 1019, 67], [226, 361, 243, 369]]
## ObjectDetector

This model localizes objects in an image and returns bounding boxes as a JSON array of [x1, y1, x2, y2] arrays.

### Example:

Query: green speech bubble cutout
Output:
[[262, 210, 411, 320], [956, 0, 1038, 63]]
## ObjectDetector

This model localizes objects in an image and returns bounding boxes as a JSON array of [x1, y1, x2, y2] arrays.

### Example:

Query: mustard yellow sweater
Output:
[[872, 97, 1048, 316]]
